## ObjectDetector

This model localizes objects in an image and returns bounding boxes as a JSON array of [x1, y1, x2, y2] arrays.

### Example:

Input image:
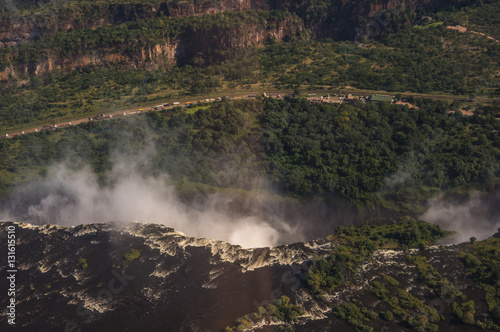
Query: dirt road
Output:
[[1, 94, 286, 139], [447, 25, 500, 44]]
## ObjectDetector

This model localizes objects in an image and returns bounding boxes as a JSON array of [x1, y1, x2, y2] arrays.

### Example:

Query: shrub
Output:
[[78, 258, 88, 269], [124, 249, 141, 263], [452, 301, 476, 325], [380, 311, 394, 321]]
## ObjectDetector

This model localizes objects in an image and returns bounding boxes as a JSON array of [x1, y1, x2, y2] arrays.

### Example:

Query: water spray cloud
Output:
[[420, 191, 500, 243], [0, 163, 293, 248]]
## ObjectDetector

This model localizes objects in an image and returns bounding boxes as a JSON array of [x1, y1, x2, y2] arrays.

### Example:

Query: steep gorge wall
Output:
[[0, 0, 473, 48], [28, 42, 178, 76], [0, 0, 273, 48], [0, 3, 168, 48], [278, 0, 474, 40], [2, 16, 302, 78], [0, 0, 475, 79], [176, 17, 303, 65]]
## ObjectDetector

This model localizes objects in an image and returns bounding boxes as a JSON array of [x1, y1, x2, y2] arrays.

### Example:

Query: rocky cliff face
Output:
[[0, 5, 303, 78], [0, 221, 492, 331], [0, 3, 168, 48], [3, 17, 301, 78], [0, 0, 473, 48], [17, 42, 179, 78], [176, 17, 303, 66], [0, 221, 332, 331], [0, 0, 476, 80], [300, 0, 473, 40], [0, 0, 278, 49]]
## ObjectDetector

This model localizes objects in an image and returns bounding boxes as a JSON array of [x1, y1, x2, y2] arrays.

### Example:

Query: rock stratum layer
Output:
[[0, 0, 474, 79]]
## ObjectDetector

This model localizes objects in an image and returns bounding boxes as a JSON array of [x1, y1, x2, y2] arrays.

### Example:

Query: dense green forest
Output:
[[1, 98, 499, 212], [261, 97, 500, 199]]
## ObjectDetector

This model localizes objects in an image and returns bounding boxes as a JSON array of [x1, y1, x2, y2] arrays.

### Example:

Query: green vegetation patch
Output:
[[307, 220, 451, 297], [407, 255, 464, 300], [460, 233, 500, 330], [124, 248, 140, 263], [225, 295, 305, 331], [78, 258, 88, 269], [370, 276, 443, 331], [332, 302, 375, 332], [261, 97, 500, 200]]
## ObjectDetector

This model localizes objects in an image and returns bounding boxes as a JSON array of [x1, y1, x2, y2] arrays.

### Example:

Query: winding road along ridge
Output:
[[1, 94, 266, 139], [2, 90, 498, 139]]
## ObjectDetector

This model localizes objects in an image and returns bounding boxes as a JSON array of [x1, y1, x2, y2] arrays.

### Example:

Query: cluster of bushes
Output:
[[124, 249, 140, 263], [225, 295, 305, 331], [332, 302, 375, 332], [370, 277, 443, 331], [307, 250, 357, 297], [78, 258, 88, 270], [306, 220, 450, 297], [461, 237, 500, 329], [452, 300, 476, 325], [265, 295, 305, 323], [336, 219, 451, 249], [408, 255, 465, 300]]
